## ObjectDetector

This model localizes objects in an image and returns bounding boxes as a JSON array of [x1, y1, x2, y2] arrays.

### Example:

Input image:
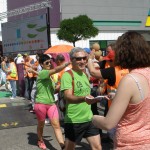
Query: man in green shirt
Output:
[[61, 47, 102, 150]]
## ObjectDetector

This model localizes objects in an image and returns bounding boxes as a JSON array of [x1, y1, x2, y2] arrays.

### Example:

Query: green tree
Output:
[[57, 15, 99, 46]]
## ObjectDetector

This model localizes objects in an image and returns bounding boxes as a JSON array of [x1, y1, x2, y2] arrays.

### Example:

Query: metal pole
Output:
[[46, 7, 51, 48]]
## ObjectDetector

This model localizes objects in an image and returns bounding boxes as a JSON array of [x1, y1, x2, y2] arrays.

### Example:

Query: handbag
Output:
[[10, 66, 17, 78]]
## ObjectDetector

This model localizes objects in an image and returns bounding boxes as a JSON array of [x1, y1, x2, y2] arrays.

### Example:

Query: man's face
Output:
[[4, 57, 8, 62], [71, 51, 87, 72], [106, 46, 112, 55], [55, 60, 61, 66], [24, 56, 30, 62]]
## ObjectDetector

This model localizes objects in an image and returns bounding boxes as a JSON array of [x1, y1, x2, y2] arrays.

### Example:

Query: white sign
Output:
[[1, 14, 48, 54]]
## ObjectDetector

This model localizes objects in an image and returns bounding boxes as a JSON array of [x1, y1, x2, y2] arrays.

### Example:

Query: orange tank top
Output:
[[114, 68, 150, 150]]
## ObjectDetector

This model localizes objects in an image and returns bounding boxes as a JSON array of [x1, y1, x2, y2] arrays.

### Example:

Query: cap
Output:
[[83, 48, 91, 54], [103, 50, 115, 61], [23, 53, 29, 56], [17, 53, 22, 57]]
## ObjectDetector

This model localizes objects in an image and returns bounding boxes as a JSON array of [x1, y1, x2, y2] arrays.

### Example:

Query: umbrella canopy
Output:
[[44, 44, 74, 54]]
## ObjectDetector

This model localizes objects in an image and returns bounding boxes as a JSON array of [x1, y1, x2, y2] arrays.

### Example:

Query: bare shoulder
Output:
[[119, 74, 135, 86], [116, 74, 137, 98]]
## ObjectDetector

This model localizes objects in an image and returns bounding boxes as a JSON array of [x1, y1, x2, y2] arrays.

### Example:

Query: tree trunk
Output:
[[73, 42, 75, 47]]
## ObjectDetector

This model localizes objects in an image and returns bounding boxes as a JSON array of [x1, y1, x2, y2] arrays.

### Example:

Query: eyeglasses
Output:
[[44, 60, 51, 65], [73, 56, 87, 61]]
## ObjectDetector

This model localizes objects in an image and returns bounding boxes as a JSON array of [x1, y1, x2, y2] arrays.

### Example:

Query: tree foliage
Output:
[[57, 15, 99, 46]]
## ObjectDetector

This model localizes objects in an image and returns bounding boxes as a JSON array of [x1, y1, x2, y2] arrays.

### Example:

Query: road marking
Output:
[[0, 104, 7, 108], [10, 122, 18, 126], [1, 123, 9, 127], [1, 122, 19, 128]]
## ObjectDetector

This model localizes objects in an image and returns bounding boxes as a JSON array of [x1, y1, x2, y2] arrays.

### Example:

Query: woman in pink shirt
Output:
[[92, 31, 150, 149]]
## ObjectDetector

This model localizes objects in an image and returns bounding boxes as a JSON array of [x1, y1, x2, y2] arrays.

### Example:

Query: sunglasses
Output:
[[73, 56, 87, 61], [44, 60, 51, 65]]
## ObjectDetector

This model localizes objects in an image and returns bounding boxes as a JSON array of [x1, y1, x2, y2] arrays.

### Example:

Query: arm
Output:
[[92, 76, 132, 130], [27, 68, 39, 75], [23, 62, 32, 68], [1, 62, 9, 73], [87, 58, 103, 78], [63, 89, 85, 104], [49, 62, 70, 76], [61, 71, 91, 104]]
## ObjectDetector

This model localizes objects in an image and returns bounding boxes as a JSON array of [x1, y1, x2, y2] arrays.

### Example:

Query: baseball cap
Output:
[[103, 50, 115, 61], [17, 53, 22, 57], [83, 48, 91, 54], [23, 53, 29, 56]]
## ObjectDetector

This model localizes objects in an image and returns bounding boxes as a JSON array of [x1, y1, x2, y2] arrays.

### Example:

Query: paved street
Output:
[[0, 86, 113, 150]]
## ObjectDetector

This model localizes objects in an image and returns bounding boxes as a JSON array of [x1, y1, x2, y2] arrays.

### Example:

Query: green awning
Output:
[[93, 20, 142, 26]]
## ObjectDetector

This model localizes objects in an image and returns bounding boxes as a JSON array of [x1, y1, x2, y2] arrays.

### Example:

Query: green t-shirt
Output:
[[36, 70, 55, 104], [61, 70, 93, 123]]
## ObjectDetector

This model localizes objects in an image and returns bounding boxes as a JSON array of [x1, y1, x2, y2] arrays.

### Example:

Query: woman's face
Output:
[[42, 59, 52, 70]]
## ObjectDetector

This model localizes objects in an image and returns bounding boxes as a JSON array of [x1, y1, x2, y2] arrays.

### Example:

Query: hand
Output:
[[88, 51, 95, 59], [7, 70, 11, 74], [108, 92, 116, 99], [85, 95, 98, 104], [27, 68, 33, 73]]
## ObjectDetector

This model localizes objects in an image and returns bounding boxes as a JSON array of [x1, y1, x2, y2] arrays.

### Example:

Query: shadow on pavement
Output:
[[76, 142, 91, 150], [27, 132, 57, 150]]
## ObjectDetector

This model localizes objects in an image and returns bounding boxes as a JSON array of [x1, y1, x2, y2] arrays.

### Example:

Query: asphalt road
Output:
[[0, 87, 113, 150]]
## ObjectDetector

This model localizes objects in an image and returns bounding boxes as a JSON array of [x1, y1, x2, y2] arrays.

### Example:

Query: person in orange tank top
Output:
[[91, 31, 150, 149], [7, 56, 18, 99]]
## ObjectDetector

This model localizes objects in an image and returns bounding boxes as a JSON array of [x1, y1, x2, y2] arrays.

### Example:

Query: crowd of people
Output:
[[0, 31, 150, 150]]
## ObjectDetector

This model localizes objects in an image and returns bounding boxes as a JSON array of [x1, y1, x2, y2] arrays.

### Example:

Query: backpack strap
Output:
[[66, 70, 88, 95], [66, 70, 74, 95]]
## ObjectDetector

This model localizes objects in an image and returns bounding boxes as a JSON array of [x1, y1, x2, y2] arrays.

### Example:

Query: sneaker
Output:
[[38, 140, 47, 150], [45, 118, 50, 124], [29, 109, 35, 113], [10, 97, 15, 100]]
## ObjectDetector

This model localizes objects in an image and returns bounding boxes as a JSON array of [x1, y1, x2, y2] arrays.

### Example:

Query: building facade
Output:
[[0, 0, 7, 41], [3, 0, 150, 53]]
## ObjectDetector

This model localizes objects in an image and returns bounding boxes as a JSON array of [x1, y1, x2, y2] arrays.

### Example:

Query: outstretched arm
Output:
[[92, 76, 132, 130], [49, 62, 71, 76]]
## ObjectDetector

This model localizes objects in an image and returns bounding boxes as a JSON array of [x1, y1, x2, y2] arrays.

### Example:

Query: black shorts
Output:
[[64, 121, 99, 143]]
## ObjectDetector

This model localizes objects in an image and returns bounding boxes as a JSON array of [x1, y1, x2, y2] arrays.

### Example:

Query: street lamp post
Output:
[[46, 7, 51, 48]]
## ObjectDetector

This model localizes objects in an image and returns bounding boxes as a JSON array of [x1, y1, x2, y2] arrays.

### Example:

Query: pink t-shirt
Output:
[[114, 68, 150, 150]]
